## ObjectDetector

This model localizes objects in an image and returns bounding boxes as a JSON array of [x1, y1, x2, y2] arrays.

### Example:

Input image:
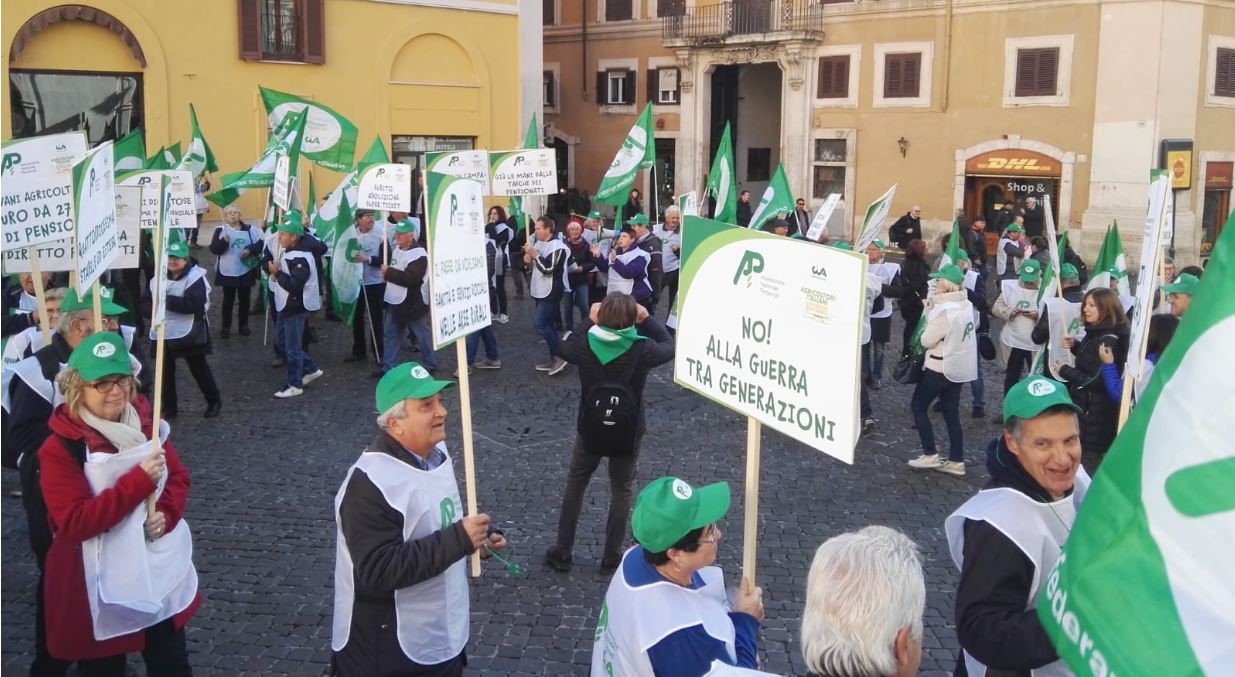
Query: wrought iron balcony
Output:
[[662, 0, 825, 44]]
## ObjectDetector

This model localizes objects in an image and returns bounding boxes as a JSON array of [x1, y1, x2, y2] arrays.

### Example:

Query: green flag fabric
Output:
[[508, 114, 539, 234], [260, 86, 358, 172], [944, 217, 963, 265], [1036, 224, 1235, 676], [208, 109, 306, 208], [595, 103, 655, 206], [176, 103, 218, 178], [113, 130, 145, 173], [747, 163, 794, 230], [705, 122, 737, 224], [325, 191, 362, 325], [306, 173, 318, 222], [146, 143, 180, 170], [1086, 223, 1130, 295]]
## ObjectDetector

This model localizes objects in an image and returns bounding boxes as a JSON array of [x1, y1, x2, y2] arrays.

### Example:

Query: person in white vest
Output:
[[996, 221, 1026, 280], [208, 204, 263, 338], [2, 287, 64, 370], [331, 362, 506, 677], [523, 216, 571, 376], [907, 264, 977, 477], [599, 227, 653, 304], [992, 257, 1042, 407], [263, 212, 325, 399], [2, 272, 51, 338], [381, 219, 436, 376], [864, 239, 899, 389], [151, 238, 221, 419], [40, 331, 201, 672], [592, 476, 764, 677], [946, 375, 1088, 677], [800, 526, 925, 677], [344, 209, 387, 365], [656, 205, 683, 313]]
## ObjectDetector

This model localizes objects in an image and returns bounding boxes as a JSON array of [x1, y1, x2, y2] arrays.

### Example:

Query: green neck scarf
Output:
[[587, 324, 646, 365]]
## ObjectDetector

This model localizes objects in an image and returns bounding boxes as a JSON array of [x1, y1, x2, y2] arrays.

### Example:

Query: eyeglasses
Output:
[[89, 377, 132, 394], [699, 525, 723, 547]]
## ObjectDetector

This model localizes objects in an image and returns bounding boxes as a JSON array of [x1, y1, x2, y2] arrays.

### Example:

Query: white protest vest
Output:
[[996, 237, 1022, 276], [81, 422, 199, 641], [928, 300, 978, 383], [149, 267, 209, 341], [945, 468, 1092, 677], [3, 325, 44, 368], [592, 547, 736, 677], [332, 447, 469, 665], [530, 239, 571, 299], [869, 262, 900, 320], [270, 250, 321, 312], [18, 291, 37, 313], [862, 273, 883, 345], [1043, 297, 1084, 381], [383, 246, 428, 306], [607, 248, 651, 296], [2, 328, 140, 413], [217, 224, 261, 278], [1000, 281, 1041, 351]]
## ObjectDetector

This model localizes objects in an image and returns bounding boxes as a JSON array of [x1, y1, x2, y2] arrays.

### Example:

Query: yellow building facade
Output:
[[3, 0, 538, 218], [544, 0, 1235, 264]]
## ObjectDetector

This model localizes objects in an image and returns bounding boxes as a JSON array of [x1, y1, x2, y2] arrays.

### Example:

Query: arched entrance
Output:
[[954, 137, 1076, 232]]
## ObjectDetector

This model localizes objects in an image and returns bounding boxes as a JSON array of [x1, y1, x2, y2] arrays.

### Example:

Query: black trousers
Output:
[[220, 286, 251, 331], [554, 435, 640, 566], [661, 269, 680, 317], [76, 620, 192, 677], [161, 353, 221, 414], [494, 274, 508, 315], [352, 284, 385, 357], [1003, 347, 1034, 395]]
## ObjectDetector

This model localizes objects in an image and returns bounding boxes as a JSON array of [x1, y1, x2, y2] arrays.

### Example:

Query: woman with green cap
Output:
[[591, 476, 764, 676], [151, 238, 221, 419]]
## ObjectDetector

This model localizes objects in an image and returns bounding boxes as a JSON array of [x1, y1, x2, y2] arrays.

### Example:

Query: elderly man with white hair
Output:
[[800, 526, 925, 677], [655, 206, 683, 316]]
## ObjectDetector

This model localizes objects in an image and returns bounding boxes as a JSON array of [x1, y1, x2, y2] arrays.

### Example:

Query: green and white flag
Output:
[[113, 129, 145, 173], [175, 103, 218, 179], [1086, 223, 1130, 296], [942, 217, 963, 267], [146, 143, 180, 171], [260, 86, 358, 172], [306, 173, 318, 222], [705, 122, 737, 224], [508, 114, 539, 234], [1037, 225, 1235, 677], [746, 163, 794, 230], [208, 109, 306, 208], [595, 103, 655, 206], [325, 191, 362, 325]]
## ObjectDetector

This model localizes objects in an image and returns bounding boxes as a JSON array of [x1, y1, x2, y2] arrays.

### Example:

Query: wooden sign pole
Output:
[[147, 184, 167, 519], [27, 249, 52, 348], [742, 417, 762, 585], [90, 280, 104, 332], [455, 340, 482, 577]]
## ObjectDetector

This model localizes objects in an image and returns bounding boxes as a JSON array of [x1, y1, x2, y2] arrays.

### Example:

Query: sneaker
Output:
[[935, 461, 966, 477], [972, 408, 987, 419], [561, 330, 573, 341], [495, 314, 509, 324], [861, 418, 875, 435], [302, 369, 324, 386], [545, 545, 573, 573], [274, 386, 303, 399], [534, 361, 553, 372], [547, 357, 569, 376], [452, 365, 474, 377], [908, 454, 943, 470], [476, 358, 502, 370], [271, 357, 286, 368]]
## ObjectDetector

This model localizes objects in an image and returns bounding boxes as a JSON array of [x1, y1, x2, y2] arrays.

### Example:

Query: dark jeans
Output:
[[494, 274, 508, 315], [31, 572, 70, 677], [862, 341, 887, 383], [532, 299, 560, 360], [220, 286, 251, 331], [160, 353, 221, 414], [562, 284, 589, 332], [1003, 347, 1034, 395], [554, 435, 640, 565], [276, 312, 319, 388], [859, 346, 873, 419], [76, 619, 192, 677], [352, 284, 385, 358], [911, 368, 964, 461], [661, 269, 680, 317], [465, 327, 499, 363]]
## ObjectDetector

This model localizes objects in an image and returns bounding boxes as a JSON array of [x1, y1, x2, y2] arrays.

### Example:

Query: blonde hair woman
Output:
[[39, 332, 200, 674]]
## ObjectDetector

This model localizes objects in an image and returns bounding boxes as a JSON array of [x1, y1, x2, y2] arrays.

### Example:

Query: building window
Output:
[[658, 0, 686, 17], [1217, 47, 1235, 97], [648, 68, 680, 104], [238, 0, 324, 63], [1014, 47, 1059, 97], [747, 148, 771, 182], [543, 71, 556, 109], [883, 53, 921, 98], [543, 0, 555, 25], [816, 55, 850, 99], [812, 139, 848, 200], [606, 0, 633, 22], [9, 70, 143, 145], [599, 70, 635, 105]]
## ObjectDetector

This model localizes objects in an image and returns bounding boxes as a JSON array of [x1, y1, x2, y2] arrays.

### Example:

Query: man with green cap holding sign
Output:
[[1160, 272, 1199, 318], [993, 257, 1042, 401], [996, 221, 1027, 280], [591, 476, 765, 677], [263, 212, 325, 399], [945, 375, 1089, 677], [331, 362, 506, 677]]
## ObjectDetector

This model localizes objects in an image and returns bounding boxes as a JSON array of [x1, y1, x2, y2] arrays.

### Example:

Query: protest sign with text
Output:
[[357, 163, 412, 212], [272, 152, 292, 212], [489, 149, 557, 197], [71, 142, 119, 294], [854, 184, 897, 251], [116, 170, 195, 231], [806, 193, 841, 242], [1, 132, 89, 249], [425, 165, 491, 349], [429, 150, 491, 190]]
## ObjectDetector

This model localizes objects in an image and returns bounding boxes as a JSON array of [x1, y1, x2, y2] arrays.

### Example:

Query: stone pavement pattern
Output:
[[2, 250, 1011, 676]]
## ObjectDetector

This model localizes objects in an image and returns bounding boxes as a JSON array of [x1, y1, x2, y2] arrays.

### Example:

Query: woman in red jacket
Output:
[[38, 331, 200, 675]]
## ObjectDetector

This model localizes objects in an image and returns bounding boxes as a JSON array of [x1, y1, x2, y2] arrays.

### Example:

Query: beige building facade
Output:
[[544, 0, 1235, 264]]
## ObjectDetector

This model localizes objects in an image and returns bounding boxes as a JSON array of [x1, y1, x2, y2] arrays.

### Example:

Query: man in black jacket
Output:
[[629, 214, 664, 313], [888, 206, 922, 250], [1021, 196, 1045, 238], [945, 376, 1086, 677], [331, 363, 506, 677], [736, 190, 753, 227], [380, 220, 434, 375], [264, 213, 325, 398]]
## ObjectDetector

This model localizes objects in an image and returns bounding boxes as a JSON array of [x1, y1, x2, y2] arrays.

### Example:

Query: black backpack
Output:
[[580, 342, 644, 457]]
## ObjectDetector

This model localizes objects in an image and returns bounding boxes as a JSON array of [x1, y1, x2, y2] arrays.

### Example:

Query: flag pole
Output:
[[27, 249, 52, 348], [147, 182, 166, 519], [742, 417, 762, 585], [455, 339, 483, 578]]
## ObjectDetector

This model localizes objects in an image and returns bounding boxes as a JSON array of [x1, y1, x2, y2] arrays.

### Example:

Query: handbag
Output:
[[892, 352, 924, 385], [169, 317, 210, 349], [978, 332, 997, 361]]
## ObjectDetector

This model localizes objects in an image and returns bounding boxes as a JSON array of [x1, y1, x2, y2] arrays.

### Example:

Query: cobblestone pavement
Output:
[[2, 247, 1011, 676]]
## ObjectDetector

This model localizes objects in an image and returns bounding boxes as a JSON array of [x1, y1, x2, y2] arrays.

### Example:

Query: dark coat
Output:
[[1058, 323, 1129, 456], [888, 213, 922, 249], [207, 222, 263, 288], [736, 200, 752, 227], [895, 255, 931, 318], [963, 228, 988, 269], [161, 260, 213, 358]]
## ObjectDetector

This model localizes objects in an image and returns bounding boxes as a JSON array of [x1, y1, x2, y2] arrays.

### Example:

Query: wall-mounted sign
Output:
[[1159, 139, 1194, 191], [965, 149, 1062, 177], [1205, 161, 1232, 190]]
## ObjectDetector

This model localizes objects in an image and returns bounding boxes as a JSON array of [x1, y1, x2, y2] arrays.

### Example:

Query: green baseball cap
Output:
[[394, 218, 419, 235], [276, 212, 306, 236], [61, 286, 128, 315], [1019, 258, 1043, 282], [167, 239, 190, 259], [1060, 263, 1079, 281], [831, 242, 853, 251], [626, 213, 649, 227], [871, 238, 887, 250], [1002, 375, 1080, 423], [929, 263, 964, 285], [632, 477, 731, 553], [953, 248, 970, 262], [375, 362, 454, 413], [67, 332, 132, 382], [587, 210, 602, 220], [1107, 266, 1128, 280], [1160, 272, 1199, 296], [1006, 223, 1024, 234]]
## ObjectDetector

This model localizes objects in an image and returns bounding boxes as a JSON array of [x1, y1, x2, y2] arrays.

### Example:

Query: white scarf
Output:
[[79, 403, 148, 452]]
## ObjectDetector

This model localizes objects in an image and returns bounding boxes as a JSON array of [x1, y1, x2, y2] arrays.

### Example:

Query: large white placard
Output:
[[72, 142, 119, 293], [674, 217, 866, 463], [428, 150, 490, 189], [854, 184, 897, 251], [425, 168, 491, 349], [806, 193, 841, 242], [272, 152, 292, 212], [488, 149, 557, 197], [357, 163, 412, 212], [1127, 170, 1173, 379], [1, 132, 89, 249], [116, 170, 195, 230], [2, 220, 139, 273], [1, 132, 88, 178]]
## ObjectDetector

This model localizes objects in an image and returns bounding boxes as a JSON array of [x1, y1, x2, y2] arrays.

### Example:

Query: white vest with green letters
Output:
[[149, 267, 209, 340], [1000, 280, 1041, 351], [928, 299, 978, 383]]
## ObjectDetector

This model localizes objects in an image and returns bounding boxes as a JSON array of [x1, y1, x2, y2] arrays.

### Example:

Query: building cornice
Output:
[[367, 0, 518, 16]]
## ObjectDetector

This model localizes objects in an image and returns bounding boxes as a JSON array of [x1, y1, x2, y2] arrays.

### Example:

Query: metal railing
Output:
[[662, 0, 824, 42]]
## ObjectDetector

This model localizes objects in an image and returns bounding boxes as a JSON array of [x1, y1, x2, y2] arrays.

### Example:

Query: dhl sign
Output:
[[965, 150, 1061, 177]]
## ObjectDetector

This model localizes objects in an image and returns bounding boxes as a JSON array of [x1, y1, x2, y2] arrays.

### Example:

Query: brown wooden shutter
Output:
[[884, 54, 902, 98], [624, 70, 637, 104], [597, 71, 608, 103], [1216, 47, 1235, 97], [817, 55, 849, 98], [1015, 47, 1059, 97], [647, 68, 659, 103], [302, 0, 325, 63], [238, 0, 262, 61], [903, 53, 920, 97], [885, 53, 921, 98]]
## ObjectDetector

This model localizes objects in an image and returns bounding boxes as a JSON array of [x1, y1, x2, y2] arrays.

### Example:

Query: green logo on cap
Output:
[[1029, 379, 1057, 397], [93, 342, 117, 358], [732, 250, 764, 287], [672, 479, 693, 500], [411, 365, 430, 380]]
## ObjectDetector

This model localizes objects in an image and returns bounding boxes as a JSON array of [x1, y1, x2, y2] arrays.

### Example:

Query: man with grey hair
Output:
[[800, 526, 925, 677], [655, 205, 683, 315], [945, 375, 1089, 677], [331, 362, 507, 676]]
